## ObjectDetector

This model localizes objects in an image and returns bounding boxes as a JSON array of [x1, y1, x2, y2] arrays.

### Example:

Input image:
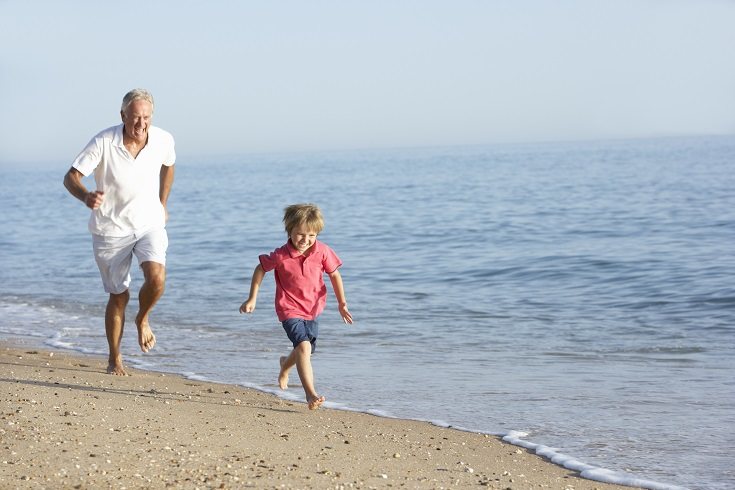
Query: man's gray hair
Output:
[[121, 88, 155, 113]]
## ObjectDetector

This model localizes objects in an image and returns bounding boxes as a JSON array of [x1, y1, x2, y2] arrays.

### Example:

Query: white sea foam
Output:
[[503, 431, 691, 490]]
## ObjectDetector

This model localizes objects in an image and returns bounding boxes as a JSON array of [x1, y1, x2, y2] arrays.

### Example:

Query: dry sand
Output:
[[1, 340, 637, 489]]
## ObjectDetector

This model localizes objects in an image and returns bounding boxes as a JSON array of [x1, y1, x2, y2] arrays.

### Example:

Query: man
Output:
[[63, 88, 176, 376]]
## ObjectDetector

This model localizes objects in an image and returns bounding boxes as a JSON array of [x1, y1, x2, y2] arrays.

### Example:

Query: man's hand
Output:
[[85, 191, 105, 209]]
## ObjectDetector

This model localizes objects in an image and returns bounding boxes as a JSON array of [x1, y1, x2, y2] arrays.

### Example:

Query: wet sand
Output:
[[1, 340, 636, 489]]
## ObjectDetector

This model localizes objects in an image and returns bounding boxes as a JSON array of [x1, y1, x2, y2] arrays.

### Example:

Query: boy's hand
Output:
[[339, 303, 353, 324], [239, 299, 256, 314]]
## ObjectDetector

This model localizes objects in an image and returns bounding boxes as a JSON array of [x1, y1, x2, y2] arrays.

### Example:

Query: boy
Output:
[[240, 203, 353, 410]]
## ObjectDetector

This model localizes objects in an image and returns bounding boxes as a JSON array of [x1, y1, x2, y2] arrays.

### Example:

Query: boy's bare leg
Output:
[[105, 291, 130, 375], [281, 341, 324, 409], [136, 261, 165, 353], [278, 355, 293, 389], [277, 343, 306, 390]]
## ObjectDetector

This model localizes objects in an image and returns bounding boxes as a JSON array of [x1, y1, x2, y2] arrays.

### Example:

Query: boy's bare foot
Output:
[[107, 362, 128, 376], [308, 395, 325, 410], [136, 318, 156, 353], [278, 356, 290, 389]]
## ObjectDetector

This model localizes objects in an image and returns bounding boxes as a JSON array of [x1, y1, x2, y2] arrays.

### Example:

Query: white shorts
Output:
[[92, 228, 168, 294]]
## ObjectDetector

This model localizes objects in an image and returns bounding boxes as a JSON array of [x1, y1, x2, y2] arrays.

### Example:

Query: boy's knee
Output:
[[296, 341, 312, 355]]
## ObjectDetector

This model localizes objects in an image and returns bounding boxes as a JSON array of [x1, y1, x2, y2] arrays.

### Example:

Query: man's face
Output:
[[121, 99, 153, 144]]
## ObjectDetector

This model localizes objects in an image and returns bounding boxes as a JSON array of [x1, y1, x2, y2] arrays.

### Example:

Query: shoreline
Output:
[[1, 339, 639, 489]]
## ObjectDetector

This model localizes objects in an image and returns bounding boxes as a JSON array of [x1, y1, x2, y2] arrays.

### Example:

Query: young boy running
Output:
[[239, 203, 353, 410]]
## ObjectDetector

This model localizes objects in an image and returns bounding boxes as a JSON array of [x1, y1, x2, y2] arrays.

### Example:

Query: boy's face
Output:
[[289, 224, 318, 254]]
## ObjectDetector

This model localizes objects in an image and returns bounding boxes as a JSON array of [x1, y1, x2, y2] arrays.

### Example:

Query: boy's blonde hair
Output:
[[283, 203, 324, 235]]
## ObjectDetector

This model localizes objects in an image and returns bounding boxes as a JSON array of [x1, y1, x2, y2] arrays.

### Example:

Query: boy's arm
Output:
[[328, 269, 353, 324], [240, 264, 266, 314]]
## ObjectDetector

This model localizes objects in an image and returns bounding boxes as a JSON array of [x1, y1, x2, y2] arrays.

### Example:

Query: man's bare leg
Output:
[[106, 291, 130, 375], [136, 261, 165, 353]]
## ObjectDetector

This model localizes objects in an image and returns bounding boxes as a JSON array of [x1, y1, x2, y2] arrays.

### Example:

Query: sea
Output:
[[1, 135, 733, 490]]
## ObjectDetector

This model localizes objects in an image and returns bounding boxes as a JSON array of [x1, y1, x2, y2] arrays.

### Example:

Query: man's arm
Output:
[[63, 167, 103, 209], [159, 164, 175, 221]]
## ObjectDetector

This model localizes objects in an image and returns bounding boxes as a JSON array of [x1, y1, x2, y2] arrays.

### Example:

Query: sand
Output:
[[0, 340, 637, 489]]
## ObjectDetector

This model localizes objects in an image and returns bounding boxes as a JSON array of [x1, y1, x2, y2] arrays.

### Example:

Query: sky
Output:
[[1, 0, 734, 165]]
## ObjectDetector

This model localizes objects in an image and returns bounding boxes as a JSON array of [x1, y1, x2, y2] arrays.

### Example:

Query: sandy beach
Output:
[[1, 341, 636, 489]]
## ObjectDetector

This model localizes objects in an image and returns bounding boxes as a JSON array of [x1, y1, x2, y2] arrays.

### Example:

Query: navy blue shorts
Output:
[[282, 318, 319, 353]]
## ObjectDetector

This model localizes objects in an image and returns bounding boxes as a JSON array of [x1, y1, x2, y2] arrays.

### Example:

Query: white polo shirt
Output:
[[72, 124, 176, 237]]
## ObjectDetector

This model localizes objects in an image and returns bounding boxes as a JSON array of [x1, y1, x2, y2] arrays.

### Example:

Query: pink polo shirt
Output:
[[259, 240, 342, 321]]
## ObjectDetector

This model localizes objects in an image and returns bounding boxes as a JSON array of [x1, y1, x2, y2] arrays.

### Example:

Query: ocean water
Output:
[[1, 136, 734, 490]]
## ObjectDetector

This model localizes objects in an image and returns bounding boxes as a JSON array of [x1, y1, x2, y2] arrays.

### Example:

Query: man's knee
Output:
[[142, 262, 166, 291], [109, 290, 130, 307]]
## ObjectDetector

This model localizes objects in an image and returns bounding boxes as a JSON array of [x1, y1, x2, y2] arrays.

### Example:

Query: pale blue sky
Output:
[[1, 0, 734, 165]]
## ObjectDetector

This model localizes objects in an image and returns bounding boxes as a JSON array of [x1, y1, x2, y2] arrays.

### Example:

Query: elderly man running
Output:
[[63, 88, 176, 375]]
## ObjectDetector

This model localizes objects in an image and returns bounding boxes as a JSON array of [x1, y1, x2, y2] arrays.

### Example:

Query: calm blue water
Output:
[[1, 136, 734, 490]]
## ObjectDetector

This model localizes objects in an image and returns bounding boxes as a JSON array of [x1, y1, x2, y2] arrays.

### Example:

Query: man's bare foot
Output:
[[308, 395, 325, 410], [136, 318, 156, 353], [278, 356, 290, 390], [107, 362, 128, 376]]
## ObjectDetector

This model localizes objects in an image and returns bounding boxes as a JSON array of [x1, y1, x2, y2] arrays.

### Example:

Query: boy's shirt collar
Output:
[[286, 239, 321, 258]]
